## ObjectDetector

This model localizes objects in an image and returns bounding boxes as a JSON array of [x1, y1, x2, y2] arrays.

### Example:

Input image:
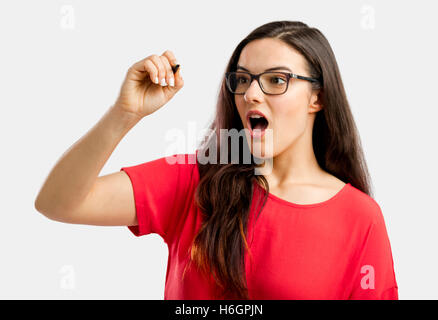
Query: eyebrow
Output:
[[236, 65, 292, 72]]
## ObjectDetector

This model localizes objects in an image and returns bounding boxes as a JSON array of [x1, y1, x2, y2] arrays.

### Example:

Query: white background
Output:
[[0, 0, 437, 299]]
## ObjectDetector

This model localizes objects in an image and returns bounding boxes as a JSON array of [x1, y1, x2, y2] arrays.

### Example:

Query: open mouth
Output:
[[248, 115, 269, 132]]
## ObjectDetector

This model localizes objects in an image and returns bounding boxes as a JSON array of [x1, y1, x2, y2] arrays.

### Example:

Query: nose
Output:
[[244, 78, 264, 103]]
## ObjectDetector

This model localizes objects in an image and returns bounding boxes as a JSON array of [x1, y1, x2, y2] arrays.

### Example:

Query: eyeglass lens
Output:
[[227, 72, 288, 94]]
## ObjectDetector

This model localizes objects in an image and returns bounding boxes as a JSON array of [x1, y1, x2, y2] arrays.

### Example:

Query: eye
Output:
[[270, 76, 286, 85], [237, 75, 248, 84]]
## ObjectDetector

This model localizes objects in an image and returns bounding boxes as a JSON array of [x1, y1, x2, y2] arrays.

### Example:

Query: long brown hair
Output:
[[183, 20, 373, 299]]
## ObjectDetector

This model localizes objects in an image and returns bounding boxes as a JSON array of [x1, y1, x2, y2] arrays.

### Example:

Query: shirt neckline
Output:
[[254, 180, 351, 209]]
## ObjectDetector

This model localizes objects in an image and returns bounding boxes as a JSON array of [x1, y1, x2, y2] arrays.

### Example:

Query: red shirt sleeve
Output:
[[120, 153, 198, 244], [348, 203, 399, 300]]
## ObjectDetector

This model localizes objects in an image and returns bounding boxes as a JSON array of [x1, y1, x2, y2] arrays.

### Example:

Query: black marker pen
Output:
[[172, 64, 180, 74]]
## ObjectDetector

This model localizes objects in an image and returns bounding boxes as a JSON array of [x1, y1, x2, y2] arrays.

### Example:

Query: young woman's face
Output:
[[234, 38, 321, 159]]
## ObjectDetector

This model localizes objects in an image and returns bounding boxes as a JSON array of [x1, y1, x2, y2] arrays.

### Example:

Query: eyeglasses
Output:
[[225, 71, 321, 95]]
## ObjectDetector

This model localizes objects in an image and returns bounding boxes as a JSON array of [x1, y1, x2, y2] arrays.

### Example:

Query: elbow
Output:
[[34, 195, 51, 219], [34, 195, 59, 221], [34, 195, 45, 214], [34, 196, 75, 223]]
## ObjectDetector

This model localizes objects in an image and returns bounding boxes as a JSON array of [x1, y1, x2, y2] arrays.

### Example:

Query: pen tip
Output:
[[172, 64, 180, 74]]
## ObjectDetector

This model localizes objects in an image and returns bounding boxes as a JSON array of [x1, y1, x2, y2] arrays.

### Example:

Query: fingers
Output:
[[159, 55, 174, 87], [162, 50, 178, 67], [149, 55, 167, 86], [130, 57, 158, 84], [161, 50, 183, 88], [144, 59, 158, 84], [130, 50, 182, 87]]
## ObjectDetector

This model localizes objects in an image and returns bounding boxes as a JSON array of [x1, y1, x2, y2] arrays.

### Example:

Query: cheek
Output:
[[272, 96, 309, 142], [274, 97, 305, 127], [235, 97, 246, 123]]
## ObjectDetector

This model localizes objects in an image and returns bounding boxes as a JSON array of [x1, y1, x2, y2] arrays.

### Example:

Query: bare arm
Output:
[[34, 50, 183, 226], [34, 104, 140, 224]]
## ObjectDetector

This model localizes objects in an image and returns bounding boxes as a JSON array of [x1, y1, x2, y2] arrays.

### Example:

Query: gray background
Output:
[[0, 0, 436, 299]]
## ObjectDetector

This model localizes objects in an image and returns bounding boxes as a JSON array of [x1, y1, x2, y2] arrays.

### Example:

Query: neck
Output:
[[263, 121, 326, 188]]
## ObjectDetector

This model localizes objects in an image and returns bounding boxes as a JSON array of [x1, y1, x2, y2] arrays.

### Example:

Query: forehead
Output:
[[237, 38, 307, 73]]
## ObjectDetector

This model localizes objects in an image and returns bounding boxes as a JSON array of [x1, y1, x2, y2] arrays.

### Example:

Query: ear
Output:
[[309, 89, 323, 113]]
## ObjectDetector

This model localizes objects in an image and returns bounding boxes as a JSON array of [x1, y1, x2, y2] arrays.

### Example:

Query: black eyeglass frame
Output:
[[225, 71, 321, 95]]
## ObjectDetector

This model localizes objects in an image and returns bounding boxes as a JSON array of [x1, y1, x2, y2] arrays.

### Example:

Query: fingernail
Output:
[[169, 78, 175, 87], [160, 78, 167, 86], [155, 76, 159, 84]]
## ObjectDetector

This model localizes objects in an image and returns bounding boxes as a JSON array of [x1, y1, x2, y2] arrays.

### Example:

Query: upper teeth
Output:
[[250, 115, 263, 118]]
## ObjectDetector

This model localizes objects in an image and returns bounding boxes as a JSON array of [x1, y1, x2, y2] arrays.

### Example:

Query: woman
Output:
[[35, 20, 398, 300]]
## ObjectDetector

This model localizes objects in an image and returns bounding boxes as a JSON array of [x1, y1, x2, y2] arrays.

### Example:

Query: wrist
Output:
[[103, 104, 141, 139], [110, 103, 142, 126]]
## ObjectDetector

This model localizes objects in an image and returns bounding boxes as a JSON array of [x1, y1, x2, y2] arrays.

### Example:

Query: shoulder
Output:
[[161, 153, 200, 187], [344, 183, 385, 227], [320, 174, 382, 225], [146, 152, 198, 173], [161, 153, 199, 171], [122, 152, 199, 189]]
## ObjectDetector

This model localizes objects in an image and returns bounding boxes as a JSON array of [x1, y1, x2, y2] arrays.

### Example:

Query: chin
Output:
[[247, 140, 275, 161], [250, 145, 274, 176], [243, 127, 275, 160]]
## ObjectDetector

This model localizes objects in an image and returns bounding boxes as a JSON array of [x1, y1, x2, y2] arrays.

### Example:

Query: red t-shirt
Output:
[[120, 152, 398, 300]]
